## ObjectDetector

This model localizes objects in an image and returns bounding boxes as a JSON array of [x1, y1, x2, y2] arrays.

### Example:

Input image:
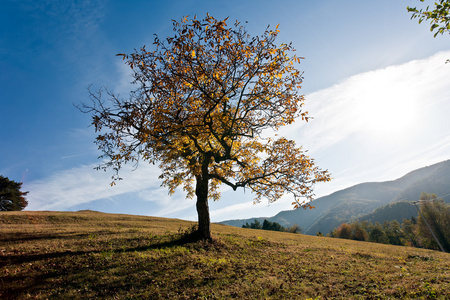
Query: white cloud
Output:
[[136, 186, 197, 217], [25, 162, 162, 211], [113, 59, 136, 95], [210, 201, 256, 221], [280, 50, 450, 151]]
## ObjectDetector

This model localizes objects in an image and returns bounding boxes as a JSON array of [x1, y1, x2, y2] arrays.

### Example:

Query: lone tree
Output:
[[0, 175, 28, 211], [80, 15, 331, 240]]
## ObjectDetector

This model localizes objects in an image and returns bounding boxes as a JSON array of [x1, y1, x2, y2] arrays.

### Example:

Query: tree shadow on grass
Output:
[[0, 225, 220, 268], [0, 232, 103, 243], [1, 227, 227, 299]]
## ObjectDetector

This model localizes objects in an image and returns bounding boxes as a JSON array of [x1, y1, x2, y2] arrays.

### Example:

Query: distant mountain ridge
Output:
[[220, 160, 450, 235]]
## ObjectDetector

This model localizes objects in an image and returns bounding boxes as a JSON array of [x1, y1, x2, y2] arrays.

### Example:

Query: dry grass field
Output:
[[1, 210, 449, 299]]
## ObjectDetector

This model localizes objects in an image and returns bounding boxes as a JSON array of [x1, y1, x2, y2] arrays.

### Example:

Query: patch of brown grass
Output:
[[1, 211, 449, 299]]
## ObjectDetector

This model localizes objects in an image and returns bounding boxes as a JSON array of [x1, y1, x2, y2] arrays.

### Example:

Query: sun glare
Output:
[[354, 72, 418, 137]]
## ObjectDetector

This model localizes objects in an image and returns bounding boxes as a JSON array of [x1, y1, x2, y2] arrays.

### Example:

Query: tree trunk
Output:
[[195, 174, 212, 240]]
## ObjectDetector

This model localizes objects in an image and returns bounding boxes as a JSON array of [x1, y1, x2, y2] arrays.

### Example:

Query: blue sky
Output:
[[1, 0, 449, 222]]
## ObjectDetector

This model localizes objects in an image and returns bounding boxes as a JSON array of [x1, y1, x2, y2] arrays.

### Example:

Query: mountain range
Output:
[[220, 159, 450, 235]]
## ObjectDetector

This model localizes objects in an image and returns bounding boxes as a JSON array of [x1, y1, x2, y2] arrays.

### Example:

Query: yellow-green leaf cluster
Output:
[[81, 14, 330, 207]]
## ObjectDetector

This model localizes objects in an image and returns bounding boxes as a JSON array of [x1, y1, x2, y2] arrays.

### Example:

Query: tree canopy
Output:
[[80, 15, 331, 240], [0, 175, 28, 211]]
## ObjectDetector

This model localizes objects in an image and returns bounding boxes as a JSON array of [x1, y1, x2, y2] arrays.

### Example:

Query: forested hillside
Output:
[[358, 201, 418, 224]]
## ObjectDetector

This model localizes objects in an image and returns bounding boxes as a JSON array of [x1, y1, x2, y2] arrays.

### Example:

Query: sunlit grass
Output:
[[1, 211, 449, 299]]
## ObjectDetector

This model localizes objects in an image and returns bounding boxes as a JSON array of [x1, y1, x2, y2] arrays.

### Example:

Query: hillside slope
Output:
[[1, 211, 449, 299], [221, 160, 450, 235]]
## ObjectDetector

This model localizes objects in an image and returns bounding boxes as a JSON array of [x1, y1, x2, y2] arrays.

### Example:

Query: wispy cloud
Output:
[[25, 162, 162, 211], [19, 0, 106, 39]]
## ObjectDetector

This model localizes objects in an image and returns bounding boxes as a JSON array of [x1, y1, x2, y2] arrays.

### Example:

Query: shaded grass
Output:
[[1, 211, 449, 299]]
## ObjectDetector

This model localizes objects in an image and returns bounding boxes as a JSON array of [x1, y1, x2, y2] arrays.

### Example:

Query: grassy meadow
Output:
[[1, 210, 449, 299]]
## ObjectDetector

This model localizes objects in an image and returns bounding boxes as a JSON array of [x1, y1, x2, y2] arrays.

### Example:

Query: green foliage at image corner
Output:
[[407, 0, 450, 37]]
